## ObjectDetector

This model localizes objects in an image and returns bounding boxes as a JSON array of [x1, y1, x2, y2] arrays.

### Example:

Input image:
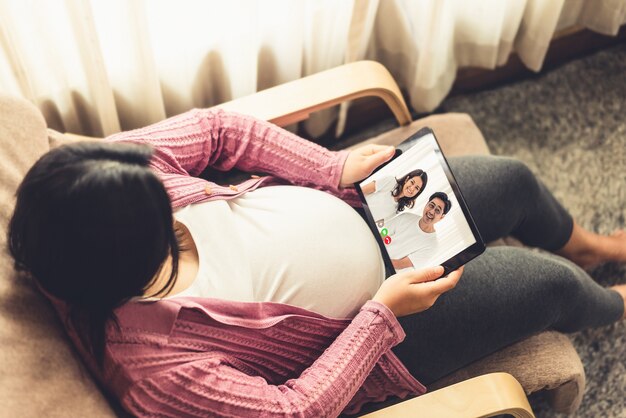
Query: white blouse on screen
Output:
[[385, 213, 440, 272], [364, 176, 399, 223]]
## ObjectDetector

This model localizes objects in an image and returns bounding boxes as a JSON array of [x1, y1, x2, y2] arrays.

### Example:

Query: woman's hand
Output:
[[340, 145, 395, 188], [373, 266, 463, 317]]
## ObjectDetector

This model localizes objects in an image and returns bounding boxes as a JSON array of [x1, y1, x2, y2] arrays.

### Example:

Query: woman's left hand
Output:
[[340, 144, 395, 188]]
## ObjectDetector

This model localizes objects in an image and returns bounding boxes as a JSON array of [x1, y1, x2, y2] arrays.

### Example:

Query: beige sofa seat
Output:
[[0, 96, 117, 417]]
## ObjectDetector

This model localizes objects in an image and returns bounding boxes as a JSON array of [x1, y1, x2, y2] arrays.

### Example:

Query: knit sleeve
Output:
[[122, 301, 405, 417], [107, 108, 359, 204]]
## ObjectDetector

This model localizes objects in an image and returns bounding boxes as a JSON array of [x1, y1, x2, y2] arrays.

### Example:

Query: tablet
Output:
[[354, 127, 485, 277]]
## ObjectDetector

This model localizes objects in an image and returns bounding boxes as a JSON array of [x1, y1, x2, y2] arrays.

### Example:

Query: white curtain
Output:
[[361, 0, 626, 113], [0, 0, 355, 136], [0, 0, 624, 137]]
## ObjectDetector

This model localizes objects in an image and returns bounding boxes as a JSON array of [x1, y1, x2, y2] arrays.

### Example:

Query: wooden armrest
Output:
[[361, 373, 535, 418], [216, 60, 412, 127]]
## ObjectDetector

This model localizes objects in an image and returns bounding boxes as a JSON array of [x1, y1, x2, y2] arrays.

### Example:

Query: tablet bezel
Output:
[[353, 127, 485, 277]]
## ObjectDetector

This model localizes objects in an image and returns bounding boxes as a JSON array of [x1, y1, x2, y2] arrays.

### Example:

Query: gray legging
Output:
[[391, 155, 624, 385]]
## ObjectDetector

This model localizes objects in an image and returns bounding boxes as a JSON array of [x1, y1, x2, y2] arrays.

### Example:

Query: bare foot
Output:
[[557, 226, 626, 269], [610, 284, 626, 319]]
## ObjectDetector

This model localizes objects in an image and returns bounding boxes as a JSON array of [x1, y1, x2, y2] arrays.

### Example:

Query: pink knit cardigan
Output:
[[56, 109, 426, 417], [106, 107, 362, 209]]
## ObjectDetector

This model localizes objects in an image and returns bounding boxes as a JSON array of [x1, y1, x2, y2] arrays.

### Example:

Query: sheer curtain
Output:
[[360, 0, 626, 113], [0, 0, 624, 137], [0, 0, 355, 136]]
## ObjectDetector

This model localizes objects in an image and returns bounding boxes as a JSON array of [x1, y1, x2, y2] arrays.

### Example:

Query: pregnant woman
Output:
[[9, 108, 626, 417]]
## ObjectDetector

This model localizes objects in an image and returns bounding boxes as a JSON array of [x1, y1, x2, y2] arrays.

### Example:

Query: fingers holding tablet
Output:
[[339, 144, 395, 187], [372, 266, 464, 317]]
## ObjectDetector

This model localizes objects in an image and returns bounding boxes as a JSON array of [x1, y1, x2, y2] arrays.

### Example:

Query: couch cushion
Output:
[[0, 95, 115, 417], [428, 331, 585, 414], [347, 113, 491, 156]]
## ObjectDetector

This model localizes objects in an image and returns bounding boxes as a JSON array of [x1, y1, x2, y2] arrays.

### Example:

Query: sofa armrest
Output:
[[215, 60, 412, 127], [361, 373, 535, 418]]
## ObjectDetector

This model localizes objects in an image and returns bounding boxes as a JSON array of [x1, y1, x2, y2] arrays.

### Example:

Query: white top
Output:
[[172, 186, 386, 318], [364, 176, 399, 223], [385, 213, 440, 271]]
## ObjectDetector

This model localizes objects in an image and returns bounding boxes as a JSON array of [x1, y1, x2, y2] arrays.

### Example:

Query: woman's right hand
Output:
[[373, 266, 463, 317]]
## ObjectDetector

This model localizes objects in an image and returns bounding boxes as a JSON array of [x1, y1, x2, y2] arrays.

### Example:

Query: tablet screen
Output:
[[355, 127, 484, 276]]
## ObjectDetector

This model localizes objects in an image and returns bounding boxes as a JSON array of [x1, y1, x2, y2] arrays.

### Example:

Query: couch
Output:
[[0, 61, 585, 417]]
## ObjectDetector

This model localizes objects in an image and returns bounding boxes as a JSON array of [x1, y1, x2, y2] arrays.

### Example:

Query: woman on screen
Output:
[[361, 169, 429, 223]]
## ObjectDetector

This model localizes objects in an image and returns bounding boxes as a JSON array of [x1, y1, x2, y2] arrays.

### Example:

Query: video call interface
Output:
[[358, 133, 476, 273]]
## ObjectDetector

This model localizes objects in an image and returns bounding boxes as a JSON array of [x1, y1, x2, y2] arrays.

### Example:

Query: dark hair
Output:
[[8, 141, 180, 366], [391, 169, 428, 212], [428, 192, 452, 214]]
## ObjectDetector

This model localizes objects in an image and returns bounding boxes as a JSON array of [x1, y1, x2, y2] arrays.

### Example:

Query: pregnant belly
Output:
[[177, 185, 386, 319]]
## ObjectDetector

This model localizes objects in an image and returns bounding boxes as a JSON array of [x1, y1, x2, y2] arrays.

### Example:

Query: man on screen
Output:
[[386, 192, 452, 271]]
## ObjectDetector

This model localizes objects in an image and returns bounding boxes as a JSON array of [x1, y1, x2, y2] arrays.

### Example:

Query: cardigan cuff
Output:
[[329, 149, 351, 191], [360, 300, 406, 344]]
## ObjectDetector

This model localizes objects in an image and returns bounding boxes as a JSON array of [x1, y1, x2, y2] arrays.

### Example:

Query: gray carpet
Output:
[[340, 43, 626, 417], [440, 44, 626, 418]]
